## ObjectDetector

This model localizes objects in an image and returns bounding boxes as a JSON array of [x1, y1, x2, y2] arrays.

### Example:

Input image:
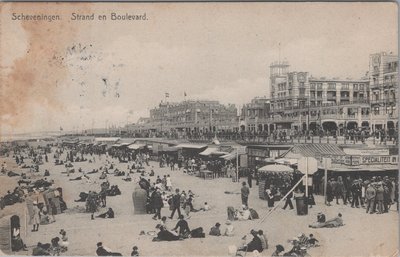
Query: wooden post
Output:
[[324, 158, 328, 205], [305, 158, 309, 197], [236, 150, 239, 183], [25, 208, 28, 238]]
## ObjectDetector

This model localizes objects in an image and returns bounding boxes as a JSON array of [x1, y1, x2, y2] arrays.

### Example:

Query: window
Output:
[[328, 83, 336, 90], [353, 84, 358, 90]]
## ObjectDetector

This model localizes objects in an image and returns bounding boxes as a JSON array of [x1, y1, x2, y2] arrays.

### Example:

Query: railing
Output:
[[125, 133, 398, 146]]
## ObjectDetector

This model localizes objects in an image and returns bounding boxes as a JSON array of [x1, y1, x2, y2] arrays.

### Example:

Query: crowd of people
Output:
[[0, 139, 398, 257], [325, 175, 398, 213]]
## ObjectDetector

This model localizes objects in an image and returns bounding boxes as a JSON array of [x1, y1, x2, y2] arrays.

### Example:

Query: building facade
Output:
[[128, 100, 238, 136], [241, 51, 398, 135], [369, 52, 398, 131]]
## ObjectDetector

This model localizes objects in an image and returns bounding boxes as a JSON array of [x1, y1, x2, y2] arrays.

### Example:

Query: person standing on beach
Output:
[[31, 201, 40, 232], [169, 189, 181, 219], [247, 171, 253, 188], [166, 175, 172, 191], [241, 182, 250, 207]]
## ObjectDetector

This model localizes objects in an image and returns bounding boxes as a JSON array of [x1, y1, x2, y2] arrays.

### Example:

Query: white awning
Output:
[[176, 144, 207, 149], [258, 164, 293, 173], [221, 151, 237, 161], [128, 144, 146, 150], [199, 148, 216, 156], [95, 137, 120, 142], [275, 158, 298, 165]]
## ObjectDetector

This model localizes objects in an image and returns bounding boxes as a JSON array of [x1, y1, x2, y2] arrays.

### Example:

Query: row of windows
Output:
[[309, 83, 366, 90]]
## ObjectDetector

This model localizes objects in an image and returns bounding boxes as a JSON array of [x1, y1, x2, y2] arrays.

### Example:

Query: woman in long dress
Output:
[[166, 175, 172, 191]]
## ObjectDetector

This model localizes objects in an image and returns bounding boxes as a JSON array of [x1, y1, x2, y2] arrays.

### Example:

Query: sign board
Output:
[[298, 157, 318, 175], [342, 148, 389, 156], [351, 155, 397, 166]]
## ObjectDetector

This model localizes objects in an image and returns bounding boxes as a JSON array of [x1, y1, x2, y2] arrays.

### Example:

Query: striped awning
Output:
[[289, 144, 346, 157]]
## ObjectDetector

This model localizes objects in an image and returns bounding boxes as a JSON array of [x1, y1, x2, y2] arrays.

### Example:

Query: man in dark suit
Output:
[[169, 188, 181, 219], [247, 170, 253, 188]]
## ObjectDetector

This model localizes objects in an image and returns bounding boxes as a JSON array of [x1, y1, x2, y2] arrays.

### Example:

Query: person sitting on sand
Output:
[[155, 225, 180, 241], [271, 245, 284, 256], [236, 205, 251, 221], [209, 222, 221, 236], [131, 246, 139, 256], [307, 234, 319, 247], [39, 210, 51, 225], [172, 215, 190, 237], [99, 172, 107, 180], [87, 169, 98, 174], [96, 242, 122, 256], [97, 208, 115, 219], [50, 237, 61, 256], [237, 230, 263, 253], [69, 174, 89, 181], [205, 201, 212, 210], [159, 216, 172, 231], [224, 220, 235, 236], [123, 173, 132, 182], [32, 242, 50, 256], [59, 229, 69, 251], [309, 213, 343, 228], [258, 230, 268, 250]]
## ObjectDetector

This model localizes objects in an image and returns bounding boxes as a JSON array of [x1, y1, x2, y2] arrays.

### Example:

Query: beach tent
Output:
[[0, 215, 20, 254], [132, 187, 147, 214], [0, 215, 12, 254], [257, 164, 294, 199], [43, 189, 61, 215]]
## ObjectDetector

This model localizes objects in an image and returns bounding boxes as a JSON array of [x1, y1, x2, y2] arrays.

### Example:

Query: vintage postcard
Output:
[[0, 2, 398, 257]]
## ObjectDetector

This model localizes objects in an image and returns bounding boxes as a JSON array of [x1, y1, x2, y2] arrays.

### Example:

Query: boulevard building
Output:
[[240, 51, 398, 135], [127, 100, 238, 136]]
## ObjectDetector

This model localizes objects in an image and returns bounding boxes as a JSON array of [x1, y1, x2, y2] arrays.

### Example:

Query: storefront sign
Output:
[[351, 155, 398, 166], [343, 148, 389, 156]]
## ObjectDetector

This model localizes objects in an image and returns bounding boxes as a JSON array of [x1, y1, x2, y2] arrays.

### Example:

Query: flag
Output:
[[184, 91, 187, 97], [60, 126, 63, 131], [165, 92, 169, 98]]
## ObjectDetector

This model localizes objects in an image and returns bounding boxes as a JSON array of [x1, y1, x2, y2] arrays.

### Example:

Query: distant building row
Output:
[[127, 51, 398, 136]]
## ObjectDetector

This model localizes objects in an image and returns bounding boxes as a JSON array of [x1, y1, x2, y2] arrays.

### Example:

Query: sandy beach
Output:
[[0, 149, 398, 257]]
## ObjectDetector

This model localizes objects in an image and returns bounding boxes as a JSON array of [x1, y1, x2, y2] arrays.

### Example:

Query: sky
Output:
[[0, 2, 397, 135]]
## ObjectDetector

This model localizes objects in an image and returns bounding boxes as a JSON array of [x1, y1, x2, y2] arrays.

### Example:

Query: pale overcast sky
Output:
[[0, 2, 397, 135]]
